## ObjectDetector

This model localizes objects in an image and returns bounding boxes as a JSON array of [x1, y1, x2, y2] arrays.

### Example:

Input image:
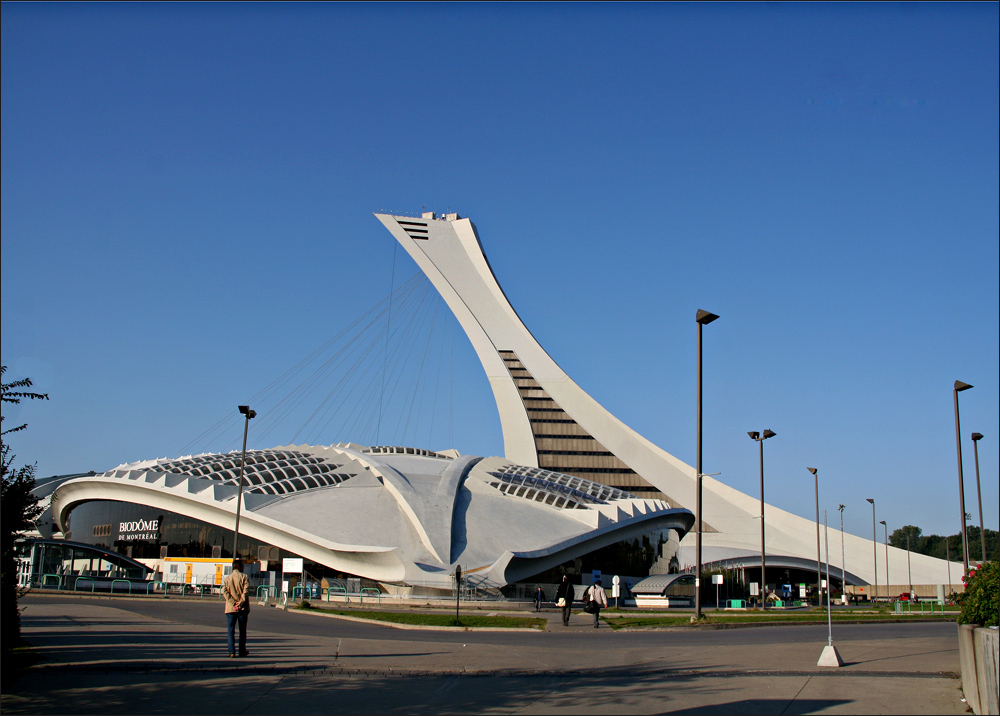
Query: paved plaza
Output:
[[1, 593, 968, 715]]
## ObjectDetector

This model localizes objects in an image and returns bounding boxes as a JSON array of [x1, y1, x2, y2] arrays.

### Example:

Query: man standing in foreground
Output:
[[222, 559, 250, 657]]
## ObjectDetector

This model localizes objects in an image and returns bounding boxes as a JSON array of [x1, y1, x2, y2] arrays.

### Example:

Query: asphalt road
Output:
[[2, 594, 967, 715], [19, 593, 960, 652]]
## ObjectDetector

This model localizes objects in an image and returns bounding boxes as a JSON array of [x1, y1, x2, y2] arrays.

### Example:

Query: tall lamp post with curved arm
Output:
[[232, 405, 257, 561], [866, 498, 877, 603], [748, 429, 776, 608], [807, 468, 822, 605], [694, 309, 719, 621], [971, 433, 986, 564], [879, 520, 889, 600], [838, 505, 847, 602], [953, 381, 973, 574]]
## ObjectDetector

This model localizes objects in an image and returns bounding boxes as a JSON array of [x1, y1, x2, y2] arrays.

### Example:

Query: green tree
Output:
[[886, 524, 998, 564], [889, 525, 923, 550], [1, 366, 49, 650]]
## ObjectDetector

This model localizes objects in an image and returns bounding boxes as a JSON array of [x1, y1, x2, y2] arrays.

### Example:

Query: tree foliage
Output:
[[958, 561, 999, 627], [890, 524, 999, 564], [888, 525, 923, 550], [1, 365, 49, 650]]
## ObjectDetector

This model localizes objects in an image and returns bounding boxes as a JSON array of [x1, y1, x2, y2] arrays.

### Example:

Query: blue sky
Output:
[[2, 2, 997, 543]]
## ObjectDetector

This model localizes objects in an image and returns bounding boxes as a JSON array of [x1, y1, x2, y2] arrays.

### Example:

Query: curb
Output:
[[605, 617, 959, 632], [21, 662, 963, 679]]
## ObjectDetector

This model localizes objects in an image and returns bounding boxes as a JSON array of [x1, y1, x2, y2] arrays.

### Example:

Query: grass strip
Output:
[[298, 605, 546, 629], [603, 611, 958, 630]]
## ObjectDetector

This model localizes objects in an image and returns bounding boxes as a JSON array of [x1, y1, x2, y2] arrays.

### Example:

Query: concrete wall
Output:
[[844, 583, 965, 601], [959, 623, 1000, 715]]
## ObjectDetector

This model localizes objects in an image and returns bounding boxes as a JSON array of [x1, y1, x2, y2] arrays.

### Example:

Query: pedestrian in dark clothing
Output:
[[533, 586, 545, 611], [555, 575, 574, 626]]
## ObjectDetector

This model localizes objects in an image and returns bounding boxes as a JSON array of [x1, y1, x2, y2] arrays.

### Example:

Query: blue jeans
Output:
[[227, 609, 249, 654]]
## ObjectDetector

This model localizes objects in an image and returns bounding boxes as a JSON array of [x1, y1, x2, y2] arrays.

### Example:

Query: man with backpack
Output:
[[585, 579, 609, 628]]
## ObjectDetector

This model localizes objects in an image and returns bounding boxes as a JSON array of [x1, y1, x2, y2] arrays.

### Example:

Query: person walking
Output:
[[587, 579, 608, 628], [222, 559, 250, 657], [555, 575, 574, 626], [533, 586, 545, 612]]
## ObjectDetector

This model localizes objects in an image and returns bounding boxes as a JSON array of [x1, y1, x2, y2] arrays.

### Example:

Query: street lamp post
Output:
[[971, 433, 986, 564], [694, 309, 719, 621], [232, 405, 257, 561], [749, 429, 776, 609], [866, 498, 877, 604], [946, 539, 952, 596], [807, 468, 822, 606], [838, 505, 847, 602], [953, 381, 973, 574], [907, 534, 913, 599], [880, 520, 889, 600]]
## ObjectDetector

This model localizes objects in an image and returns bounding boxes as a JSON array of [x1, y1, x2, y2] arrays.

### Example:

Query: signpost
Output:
[[612, 575, 621, 608], [282, 558, 303, 600], [713, 573, 724, 608], [455, 565, 463, 623]]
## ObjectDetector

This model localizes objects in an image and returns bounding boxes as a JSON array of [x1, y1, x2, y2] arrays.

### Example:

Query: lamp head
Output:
[[879, 520, 886, 526], [807, 467, 817, 475], [971, 432, 984, 441], [866, 498, 874, 505], [955, 381, 973, 392], [696, 309, 720, 325], [747, 431, 760, 440], [238, 405, 257, 419], [762, 429, 776, 439], [838, 504, 845, 511]]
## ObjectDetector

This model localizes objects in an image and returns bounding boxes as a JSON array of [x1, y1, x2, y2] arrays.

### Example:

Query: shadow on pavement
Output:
[[0, 666, 745, 715], [661, 699, 853, 715]]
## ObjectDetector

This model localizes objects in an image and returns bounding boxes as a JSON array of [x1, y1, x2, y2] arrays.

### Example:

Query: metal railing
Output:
[[460, 574, 505, 601], [256, 585, 279, 603], [326, 586, 349, 603], [111, 579, 133, 595], [359, 587, 381, 605], [40, 573, 63, 589], [895, 600, 946, 615], [74, 576, 97, 593]]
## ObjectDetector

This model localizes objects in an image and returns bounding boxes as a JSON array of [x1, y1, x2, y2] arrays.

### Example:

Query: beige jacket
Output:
[[222, 569, 250, 614], [587, 584, 608, 607]]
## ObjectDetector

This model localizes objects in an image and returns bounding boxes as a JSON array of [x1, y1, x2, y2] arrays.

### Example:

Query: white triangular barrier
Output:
[[817, 644, 844, 667]]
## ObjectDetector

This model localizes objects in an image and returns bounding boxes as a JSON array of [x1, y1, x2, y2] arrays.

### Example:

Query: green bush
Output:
[[957, 561, 998, 627]]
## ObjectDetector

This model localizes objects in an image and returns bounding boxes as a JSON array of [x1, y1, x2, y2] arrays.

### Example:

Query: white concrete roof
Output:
[[45, 443, 694, 589]]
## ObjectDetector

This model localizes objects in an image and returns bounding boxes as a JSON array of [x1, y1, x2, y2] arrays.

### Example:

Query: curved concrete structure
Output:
[[375, 211, 959, 588], [44, 443, 693, 589]]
